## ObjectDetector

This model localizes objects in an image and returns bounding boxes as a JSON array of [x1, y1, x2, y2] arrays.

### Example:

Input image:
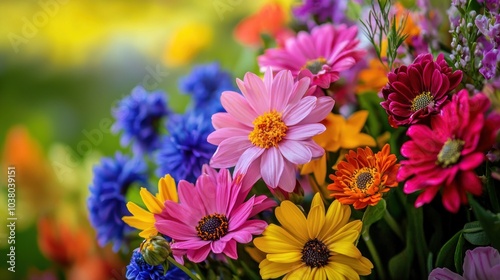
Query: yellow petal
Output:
[[267, 252, 302, 263], [140, 187, 163, 214], [324, 265, 344, 280], [307, 194, 325, 239], [157, 174, 178, 203], [346, 110, 369, 132], [275, 201, 308, 242], [312, 154, 327, 186], [138, 227, 159, 239], [284, 266, 308, 280], [259, 259, 300, 279], [330, 242, 362, 258], [125, 202, 155, 223], [318, 200, 350, 240], [331, 255, 373, 276], [255, 224, 303, 252]]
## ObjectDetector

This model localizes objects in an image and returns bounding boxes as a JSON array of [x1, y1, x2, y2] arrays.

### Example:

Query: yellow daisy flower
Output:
[[122, 174, 178, 238], [254, 193, 373, 279]]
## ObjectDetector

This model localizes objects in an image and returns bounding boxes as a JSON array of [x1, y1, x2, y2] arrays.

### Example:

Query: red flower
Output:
[[380, 53, 463, 127], [398, 90, 500, 213]]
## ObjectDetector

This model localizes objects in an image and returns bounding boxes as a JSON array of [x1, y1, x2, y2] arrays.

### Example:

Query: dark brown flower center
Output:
[[304, 57, 327, 74], [411, 92, 434, 111], [301, 238, 330, 268], [196, 213, 228, 241], [356, 172, 374, 190], [437, 139, 465, 167]]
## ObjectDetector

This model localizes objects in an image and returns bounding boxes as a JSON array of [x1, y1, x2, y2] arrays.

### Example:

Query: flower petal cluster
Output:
[[88, 153, 148, 251], [254, 193, 373, 279], [208, 70, 334, 192], [155, 166, 276, 264], [399, 90, 500, 212], [380, 53, 462, 127]]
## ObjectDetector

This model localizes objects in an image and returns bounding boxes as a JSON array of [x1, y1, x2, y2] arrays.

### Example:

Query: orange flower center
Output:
[[303, 57, 327, 74], [249, 111, 288, 149], [351, 167, 376, 192], [196, 213, 228, 241], [437, 139, 464, 167], [411, 92, 434, 111]]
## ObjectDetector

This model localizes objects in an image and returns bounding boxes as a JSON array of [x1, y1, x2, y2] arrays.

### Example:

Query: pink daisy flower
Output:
[[257, 23, 364, 89], [380, 53, 463, 128], [207, 70, 335, 192], [155, 166, 276, 264], [398, 89, 500, 213]]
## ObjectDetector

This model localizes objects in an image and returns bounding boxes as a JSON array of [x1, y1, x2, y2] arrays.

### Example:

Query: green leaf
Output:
[[388, 238, 414, 280], [463, 221, 491, 246], [454, 234, 465, 275], [469, 195, 500, 251], [346, 1, 362, 21], [361, 199, 387, 235], [357, 92, 385, 136], [435, 231, 462, 270]]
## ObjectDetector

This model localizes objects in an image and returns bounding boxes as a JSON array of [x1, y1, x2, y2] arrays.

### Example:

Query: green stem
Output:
[[167, 256, 202, 280], [384, 209, 404, 242], [486, 162, 500, 213], [362, 230, 386, 280]]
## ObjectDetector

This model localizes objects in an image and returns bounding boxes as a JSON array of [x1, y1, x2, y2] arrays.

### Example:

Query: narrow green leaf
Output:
[[463, 221, 490, 246], [454, 234, 465, 275], [435, 231, 462, 270], [469, 195, 500, 251]]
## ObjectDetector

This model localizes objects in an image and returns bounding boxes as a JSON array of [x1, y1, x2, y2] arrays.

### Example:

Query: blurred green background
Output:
[[0, 1, 292, 279]]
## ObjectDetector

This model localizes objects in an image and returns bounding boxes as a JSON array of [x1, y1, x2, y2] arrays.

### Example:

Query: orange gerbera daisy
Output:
[[327, 144, 400, 209]]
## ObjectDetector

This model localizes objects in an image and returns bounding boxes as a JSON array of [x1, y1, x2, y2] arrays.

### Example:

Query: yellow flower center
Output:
[[301, 238, 330, 268], [196, 213, 228, 241], [411, 92, 434, 111], [303, 57, 327, 74], [437, 139, 464, 167], [248, 111, 288, 149], [351, 167, 376, 192]]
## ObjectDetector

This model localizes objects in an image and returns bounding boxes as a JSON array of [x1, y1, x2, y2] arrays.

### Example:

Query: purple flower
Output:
[[292, 0, 354, 27], [480, 50, 500, 80], [429, 247, 500, 279]]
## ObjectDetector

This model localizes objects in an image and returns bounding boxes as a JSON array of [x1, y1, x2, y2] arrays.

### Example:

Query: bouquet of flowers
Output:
[[87, 0, 500, 279]]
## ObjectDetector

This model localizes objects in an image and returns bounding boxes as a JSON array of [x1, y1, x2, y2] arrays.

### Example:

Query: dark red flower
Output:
[[380, 53, 463, 127]]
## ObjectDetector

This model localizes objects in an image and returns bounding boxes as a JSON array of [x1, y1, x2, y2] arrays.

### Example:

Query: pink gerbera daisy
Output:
[[207, 70, 335, 192], [257, 23, 364, 89], [380, 53, 463, 127], [398, 90, 500, 213], [155, 166, 276, 264]]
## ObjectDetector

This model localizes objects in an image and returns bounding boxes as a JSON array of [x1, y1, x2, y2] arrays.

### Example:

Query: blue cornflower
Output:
[[112, 86, 169, 153], [178, 63, 236, 113], [87, 152, 148, 252], [126, 249, 189, 280], [155, 112, 216, 182]]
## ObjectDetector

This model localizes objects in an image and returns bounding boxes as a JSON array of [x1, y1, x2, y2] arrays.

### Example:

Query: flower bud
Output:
[[140, 235, 171, 266]]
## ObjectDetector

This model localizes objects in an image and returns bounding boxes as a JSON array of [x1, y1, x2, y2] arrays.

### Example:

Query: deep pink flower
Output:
[[380, 53, 463, 127], [398, 89, 500, 213], [155, 166, 276, 264], [257, 23, 364, 89], [428, 246, 500, 279], [207, 70, 335, 192]]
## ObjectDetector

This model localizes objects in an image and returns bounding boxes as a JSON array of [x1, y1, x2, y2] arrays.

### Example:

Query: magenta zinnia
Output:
[[155, 166, 276, 263], [398, 90, 500, 213], [208, 70, 335, 192], [380, 53, 463, 127], [257, 23, 364, 89]]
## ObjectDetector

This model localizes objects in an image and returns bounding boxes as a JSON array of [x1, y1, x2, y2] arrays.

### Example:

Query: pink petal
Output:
[[221, 91, 258, 126], [282, 96, 317, 126], [242, 72, 270, 114], [285, 123, 325, 140], [210, 137, 253, 168], [235, 146, 264, 174], [442, 182, 461, 213], [428, 268, 464, 280], [278, 139, 313, 164], [458, 153, 484, 171], [414, 185, 440, 208], [288, 76, 311, 105], [263, 67, 274, 92], [223, 239, 238, 259], [155, 220, 197, 240], [278, 160, 297, 192], [241, 157, 262, 193], [271, 70, 294, 111], [260, 147, 284, 188], [299, 96, 335, 124], [212, 112, 251, 130], [207, 127, 250, 145], [211, 240, 227, 254], [187, 245, 211, 263], [302, 140, 324, 158], [249, 195, 277, 217]]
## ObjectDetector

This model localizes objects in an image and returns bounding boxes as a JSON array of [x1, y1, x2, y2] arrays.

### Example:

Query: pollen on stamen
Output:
[[248, 111, 288, 149]]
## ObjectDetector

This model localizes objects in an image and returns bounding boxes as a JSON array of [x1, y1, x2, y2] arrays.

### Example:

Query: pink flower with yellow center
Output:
[[257, 23, 365, 89], [208, 70, 335, 192]]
